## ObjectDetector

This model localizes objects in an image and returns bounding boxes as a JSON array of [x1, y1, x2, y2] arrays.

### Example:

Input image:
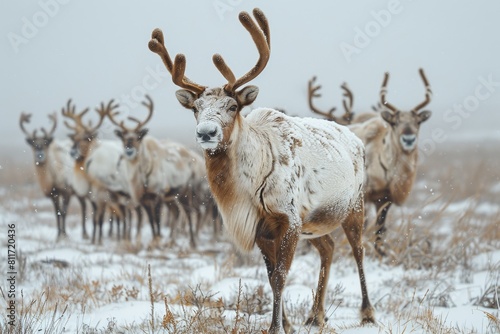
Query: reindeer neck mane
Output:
[[383, 129, 418, 204], [203, 112, 273, 252], [34, 161, 54, 196]]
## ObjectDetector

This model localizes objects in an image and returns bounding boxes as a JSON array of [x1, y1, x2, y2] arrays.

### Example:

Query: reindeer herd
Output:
[[21, 95, 217, 248], [18, 8, 435, 333]]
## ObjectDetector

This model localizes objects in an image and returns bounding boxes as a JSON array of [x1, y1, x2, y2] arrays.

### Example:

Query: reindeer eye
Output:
[[229, 105, 238, 112]]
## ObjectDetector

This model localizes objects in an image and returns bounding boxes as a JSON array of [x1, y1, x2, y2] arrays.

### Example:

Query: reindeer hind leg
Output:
[[305, 234, 335, 327], [342, 205, 375, 324]]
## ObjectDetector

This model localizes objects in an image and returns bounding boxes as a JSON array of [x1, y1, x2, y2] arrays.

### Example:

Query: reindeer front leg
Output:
[[374, 200, 392, 257], [77, 196, 89, 239], [257, 215, 300, 334], [342, 205, 375, 324], [256, 237, 291, 333]]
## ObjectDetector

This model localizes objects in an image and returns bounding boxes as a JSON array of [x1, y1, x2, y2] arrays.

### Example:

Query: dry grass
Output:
[[1, 143, 499, 333]]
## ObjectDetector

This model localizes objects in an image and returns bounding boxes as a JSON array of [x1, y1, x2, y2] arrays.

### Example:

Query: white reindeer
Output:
[[148, 8, 374, 333], [20, 112, 88, 240], [107, 96, 210, 247], [348, 69, 432, 256], [62, 100, 133, 244]]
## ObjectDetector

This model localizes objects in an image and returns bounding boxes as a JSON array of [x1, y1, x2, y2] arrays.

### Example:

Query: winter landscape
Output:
[[1, 1, 499, 333]]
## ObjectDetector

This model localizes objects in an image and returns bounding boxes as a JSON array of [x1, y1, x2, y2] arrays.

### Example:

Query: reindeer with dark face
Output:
[[348, 69, 432, 256], [149, 8, 374, 333], [62, 100, 132, 244], [108, 96, 208, 247], [20, 112, 88, 240]]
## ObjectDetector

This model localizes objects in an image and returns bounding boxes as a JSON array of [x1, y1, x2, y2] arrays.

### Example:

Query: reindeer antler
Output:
[[19, 113, 36, 138], [213, 8, 270, 93], [340, 82, 354, 123], [149, 8, 270, 96], [88, 99, 118, 133], [308, 76, 336, 121], [380, 72, 399, 114], [108, 95, 154, 132], [41, 112, 57, 138], [62, 98, 114, 133], [61, 99, 90, 131], [128, 95, 154, 129], [148, 29, 206, 95], [412, 68, 432, 113]]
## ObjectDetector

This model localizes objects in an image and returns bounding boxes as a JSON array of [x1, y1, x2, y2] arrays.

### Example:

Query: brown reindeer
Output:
[[148, 8, 374, 333], [349, 69, 432, 256], [20, 112, 88, 240]]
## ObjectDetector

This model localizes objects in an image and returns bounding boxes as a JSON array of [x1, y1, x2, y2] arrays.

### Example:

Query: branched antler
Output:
[[61, 99, 90, 131], [19, 113, 35, 138], [108, 95, 154, 132], [412, 68, 432, 113], [213, 8, 270, 93], [89, 99, 119, 133], [62, 99, 115, 133], [41, 112, 57, 138], [380, 68, 432, 115], [308, 76, 336, 121], [149, 8, 270, 96], [380, 72, 399, 114], [340, 82, 354, 123], [148, 29, 206, 95]]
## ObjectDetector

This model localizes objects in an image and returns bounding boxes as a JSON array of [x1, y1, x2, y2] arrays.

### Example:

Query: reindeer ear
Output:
[[46, 137, 53, 146], [137, 128, 149, 140], [114, 129, 124, 139], [25, 138, 34, 146], [381, 110, 398, 126], [236, 85, 259, 107], [417, 110, 432, 124], [175, 90, 197, 109]]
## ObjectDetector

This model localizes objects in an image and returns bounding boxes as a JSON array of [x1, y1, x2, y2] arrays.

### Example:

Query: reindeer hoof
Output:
[[305, 315, 327, 327], [361, 304, 376, 325], [56, 233, 68, 242], [374, 240, 388, 257]]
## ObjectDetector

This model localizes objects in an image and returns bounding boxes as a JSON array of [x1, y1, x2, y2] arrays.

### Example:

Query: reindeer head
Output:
[[20, 112, 57, 164], [148, 8, 270, 153], [108, 95, 153, 160], [379, 69, 432, 152], [62, 99, 115, 161]]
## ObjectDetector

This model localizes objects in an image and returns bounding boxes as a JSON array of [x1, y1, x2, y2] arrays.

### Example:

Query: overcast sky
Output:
[[1, 0, 499, 162]]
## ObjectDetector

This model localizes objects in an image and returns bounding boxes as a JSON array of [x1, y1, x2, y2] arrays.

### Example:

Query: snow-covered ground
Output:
[[1, 144, 499, 334]]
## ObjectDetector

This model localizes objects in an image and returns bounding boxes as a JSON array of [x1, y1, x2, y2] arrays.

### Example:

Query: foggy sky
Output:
[[1, 0, 500, 164]]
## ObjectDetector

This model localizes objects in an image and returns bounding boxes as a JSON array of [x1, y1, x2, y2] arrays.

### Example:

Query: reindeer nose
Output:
[[196, 123, 219, 142], [125, 147, 136, 157], [70, 147, 79, 159], [400, 134, 417, 149], [35, 151, 46, 162]]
